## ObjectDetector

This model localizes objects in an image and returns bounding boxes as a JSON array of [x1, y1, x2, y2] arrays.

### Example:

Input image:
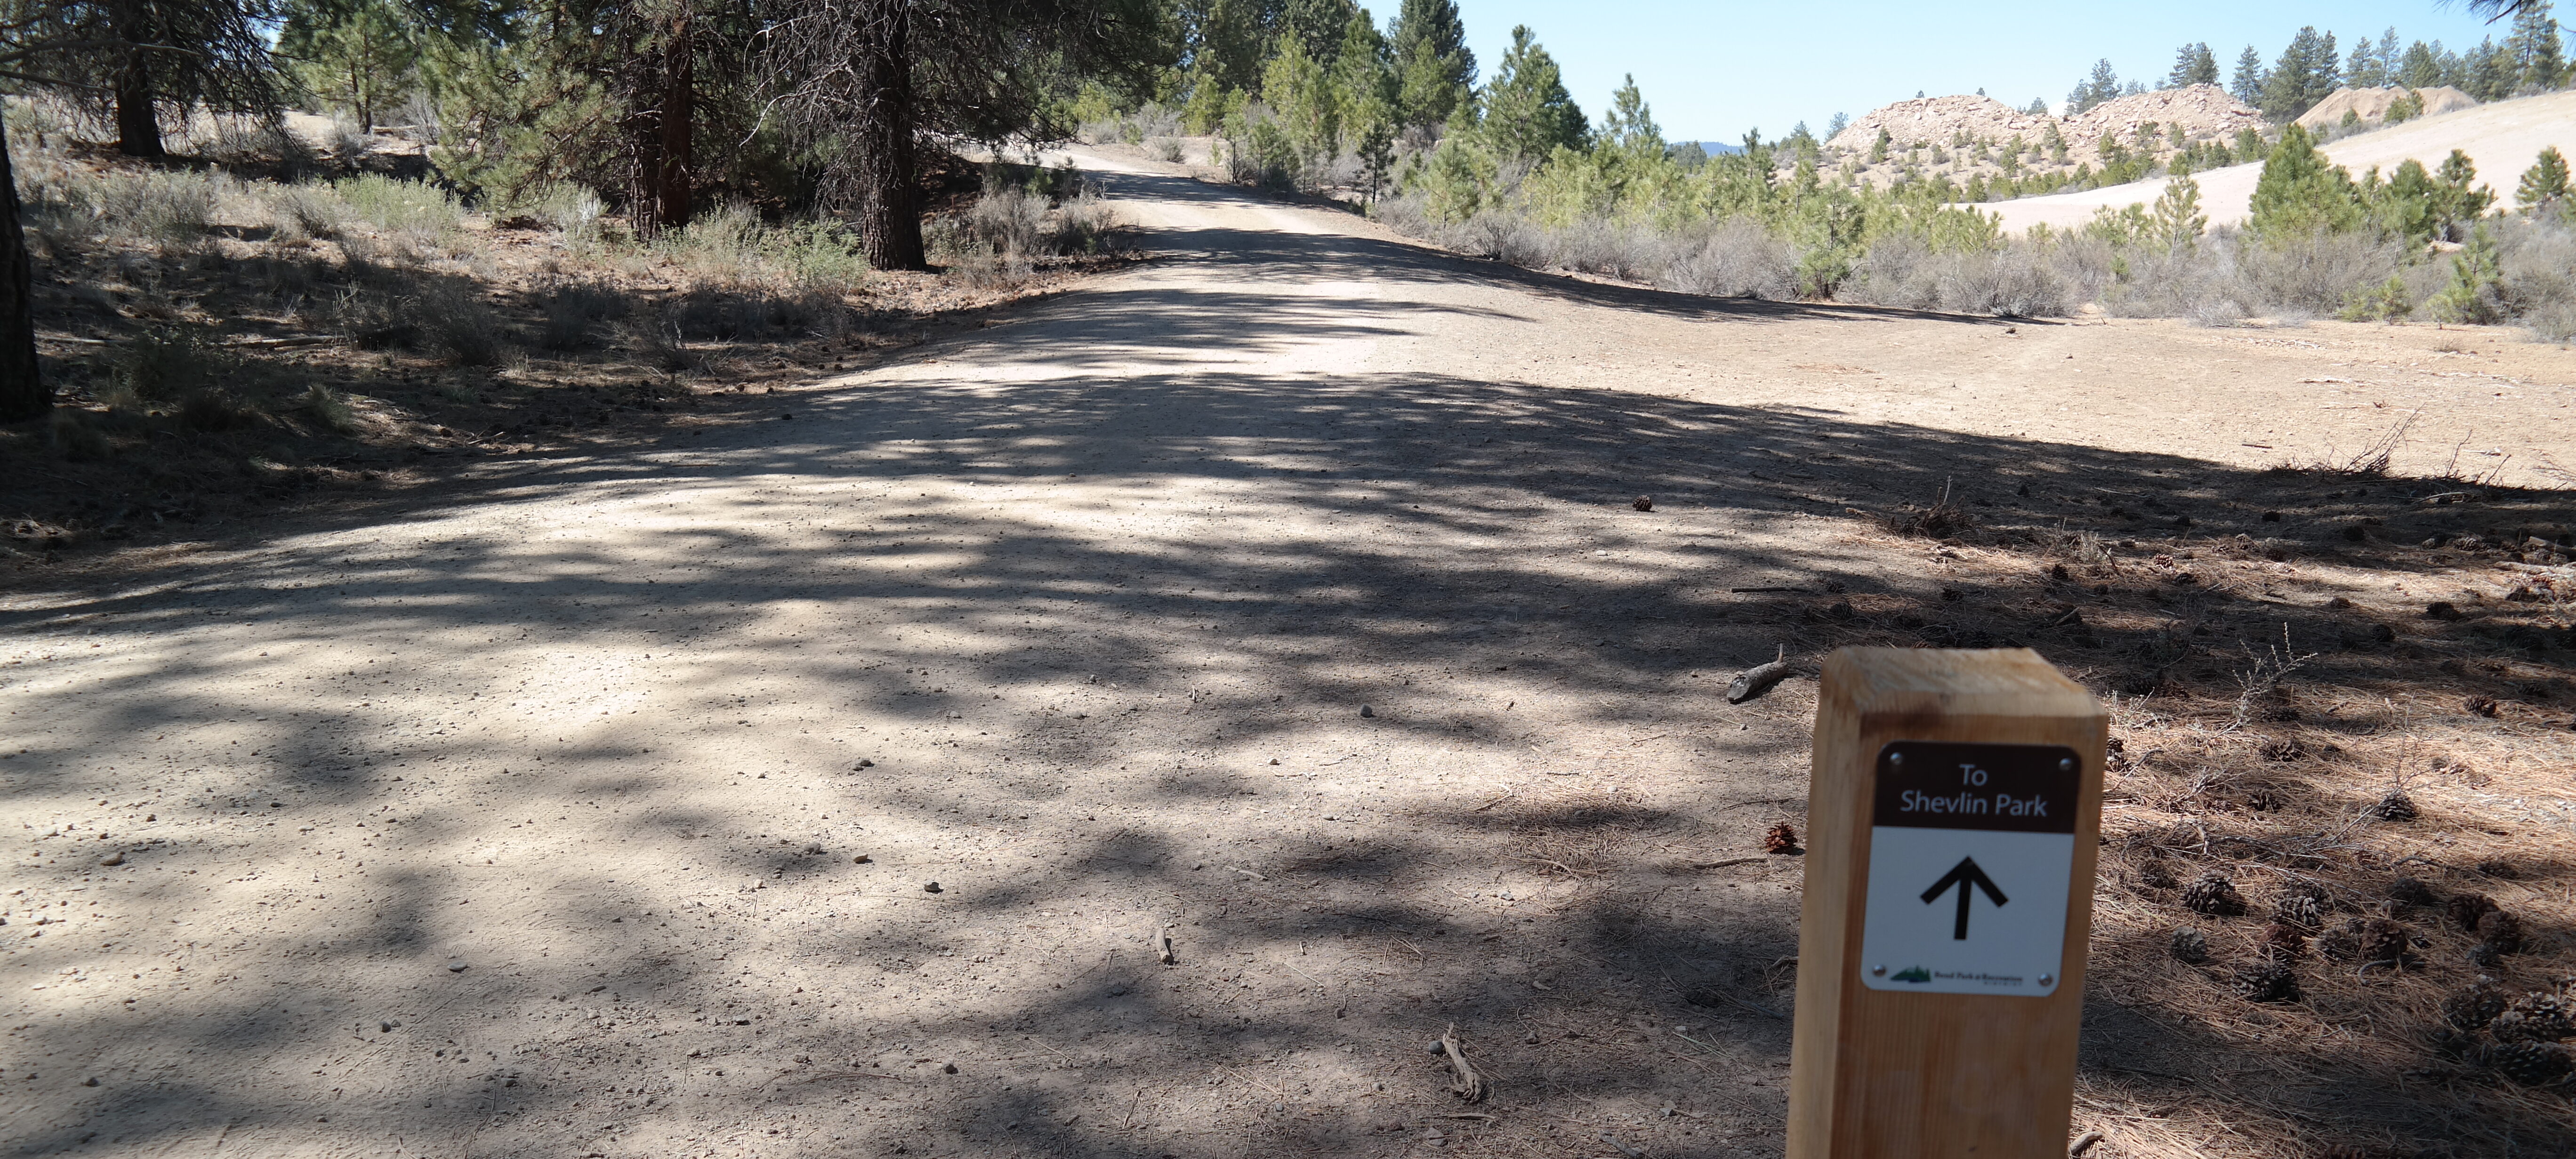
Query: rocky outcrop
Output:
[[1824, 94, 2052, 152], [2059, 85, 2263, 153]]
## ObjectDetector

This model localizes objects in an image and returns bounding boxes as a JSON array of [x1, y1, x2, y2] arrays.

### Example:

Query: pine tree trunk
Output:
[[852, 0, 926, 272], [113, 22, 165, 160], [656, 9, 694, 231], [0, 105, 50, 422]]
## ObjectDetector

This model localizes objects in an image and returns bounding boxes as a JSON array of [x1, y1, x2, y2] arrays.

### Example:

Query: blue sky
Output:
[[1449, 1, 2530, 143]]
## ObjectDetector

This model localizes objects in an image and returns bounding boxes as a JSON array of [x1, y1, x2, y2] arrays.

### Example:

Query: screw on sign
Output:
[[1787, 648, 2106, 1159]]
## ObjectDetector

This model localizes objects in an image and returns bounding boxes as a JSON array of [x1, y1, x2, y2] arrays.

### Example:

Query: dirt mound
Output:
[[1826, 94, 2053, 152], [2295, 85, 2479, 130], [2060, 84, 2262, 153]]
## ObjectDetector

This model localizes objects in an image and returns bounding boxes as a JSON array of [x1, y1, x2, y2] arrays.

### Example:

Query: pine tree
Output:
[[2231, 45, 2268, 105], [1280, 0, 1357, 64], [2397, 40, 2448, 88], [279, 0, 423, 135], [1476, 24, 1584, 163], [2261, 27, 2340, 121], [1826, 111, 1848, 139], [2167, 42, 2218, 88], [2024, 97, 2049, 115], [2150, 175, 2207, 250], [2248, 122, 2364, 239], [1389, 0, 1473, 129], [759, 0, 1170, 270], [2434, 149, 2499, 239], [2505, 2, 2565, 94], [2519, 146, 2572, 210], [2467, 36, 2514, 101], [2068, 58, 2119, 113], [2347, 34, 2381, 89]]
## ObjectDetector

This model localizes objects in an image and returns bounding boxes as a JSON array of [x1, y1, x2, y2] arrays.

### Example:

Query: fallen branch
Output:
[[1689, 856, 1767, 870], [1437, 1022, 1486, 1103], [1152, 927, 1176, 966], [1727, 646, 1792, 704]]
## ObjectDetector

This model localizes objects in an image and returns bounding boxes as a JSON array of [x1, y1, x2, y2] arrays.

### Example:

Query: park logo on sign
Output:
[[1857, 740, 2081, 997]]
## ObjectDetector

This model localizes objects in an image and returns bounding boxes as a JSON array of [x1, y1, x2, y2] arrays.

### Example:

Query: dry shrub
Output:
[[47, 410, 111, 461], [262, 184, 347, 243], [666, 283, 845, 343], [81, 171, 218, 249], [2235, 228, 2405, 318], [2500, 217, 2576, 342], [1663, 217, 1796, 299], [538, 279, 630, 351], [967, 188, 1049, 257], [1844, 235, 2075, 317], [107, 326, 224, 405], [411, 282, 508, 366], [1049, 190, 1119, 255], [299, 384, 361, 434]]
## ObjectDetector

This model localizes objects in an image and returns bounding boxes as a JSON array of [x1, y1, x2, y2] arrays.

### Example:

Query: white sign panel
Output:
[[1857, 741, 2081, 997]]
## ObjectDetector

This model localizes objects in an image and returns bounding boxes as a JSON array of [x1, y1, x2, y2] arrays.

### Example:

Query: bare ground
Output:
[[4, 148, 2575, 1159]]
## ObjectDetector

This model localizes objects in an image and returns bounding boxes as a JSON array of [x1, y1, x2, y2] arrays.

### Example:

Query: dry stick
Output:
[[1152, 927, 1176, 966], [1689, 856, 1767, 869], [1727, 645, 1792, 704], [1437, 1022, 1487, 1103]]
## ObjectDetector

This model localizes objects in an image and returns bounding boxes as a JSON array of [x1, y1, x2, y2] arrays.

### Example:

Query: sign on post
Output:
[[1787, 648, 2106, 1159]]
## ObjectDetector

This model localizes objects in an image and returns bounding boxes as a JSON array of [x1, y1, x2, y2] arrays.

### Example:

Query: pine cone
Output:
[[2316, 918, 2362, 961], [2493, 993, 2576, 1043], [2137, 859, 2179, 889], [2170, 926, 2210, 965], [2387, 876, 2439, 907], [1763, 822, 1800, 855], [2368, 788, 2417, 821], [2475, 1040, 2574, 1087], [2261, 922, 2308, 960], [2444, 985, 2508, 1031], [2235, 960, 2301, 1003], [2446, 892, 2499, 933], [2469, 942, 2504, 968], [2477, 909, 2526, 956], [2272, 887, 2326, 931], [2183, 873, 2248, 917], [2357, 918, 2408, 966]]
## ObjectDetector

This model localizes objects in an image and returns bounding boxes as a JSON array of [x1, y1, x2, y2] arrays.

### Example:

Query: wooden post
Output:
[[1787, 648, 2106, 1159]]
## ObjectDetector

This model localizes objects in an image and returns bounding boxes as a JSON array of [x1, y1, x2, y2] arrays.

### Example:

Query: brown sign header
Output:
[[1872, 740, 2081, 835]]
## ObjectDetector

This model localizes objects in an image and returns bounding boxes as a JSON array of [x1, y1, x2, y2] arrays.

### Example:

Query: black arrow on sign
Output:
[[1921, 857, 2009, 940]]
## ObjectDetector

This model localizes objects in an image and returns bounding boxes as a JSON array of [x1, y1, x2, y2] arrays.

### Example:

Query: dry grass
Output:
[[0, 136, 1137, 558], [1799, 480, 2576, 1158]]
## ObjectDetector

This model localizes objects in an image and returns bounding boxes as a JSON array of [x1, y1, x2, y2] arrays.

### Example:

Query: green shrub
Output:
[[2339, 274, 2413, 321], [335, 175, 464, 239], [2429, 224, 2506, 324]]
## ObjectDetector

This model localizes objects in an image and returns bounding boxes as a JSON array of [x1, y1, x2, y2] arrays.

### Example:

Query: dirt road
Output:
[[5, 150, 2573, 1158]]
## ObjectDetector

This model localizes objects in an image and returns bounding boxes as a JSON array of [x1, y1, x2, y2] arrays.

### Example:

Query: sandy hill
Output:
[[2060, 85, 2263, 152], [1824, 94, 2049, 152], [2295, 86, 2479, 131], [1982, 88, 2576, 233]]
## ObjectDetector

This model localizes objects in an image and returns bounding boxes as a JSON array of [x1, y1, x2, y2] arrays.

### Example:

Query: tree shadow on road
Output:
[[4, 353, 2570, 1154]]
